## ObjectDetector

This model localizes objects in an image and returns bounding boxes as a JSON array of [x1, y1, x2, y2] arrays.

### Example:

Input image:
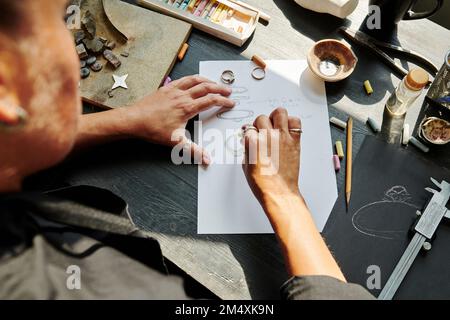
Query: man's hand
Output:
[[243, 107, 303, 212], [242, 108, 346, 281], [124, 76, 235, 164], [76, 75, 235, 164]]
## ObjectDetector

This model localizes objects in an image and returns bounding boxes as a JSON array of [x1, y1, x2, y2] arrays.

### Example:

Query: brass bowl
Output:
[[420, 117, 450, 145], [307, 39, 358, 82]]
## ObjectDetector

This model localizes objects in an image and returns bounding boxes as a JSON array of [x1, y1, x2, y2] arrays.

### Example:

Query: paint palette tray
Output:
[[137, 0, 260, 46]]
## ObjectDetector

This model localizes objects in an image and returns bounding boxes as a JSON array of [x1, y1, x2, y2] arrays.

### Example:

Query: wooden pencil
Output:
[[346, 117, 353, 210]]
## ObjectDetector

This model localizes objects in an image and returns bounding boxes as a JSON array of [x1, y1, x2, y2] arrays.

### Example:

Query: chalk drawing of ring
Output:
[[351, 186, 419, 240], [217, 110, 254, 122]]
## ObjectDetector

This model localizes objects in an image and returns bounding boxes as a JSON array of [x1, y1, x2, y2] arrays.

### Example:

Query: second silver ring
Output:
[[242, 124, 258, 134], [251, 67, 266, 80], [221, 70, 235, 84]]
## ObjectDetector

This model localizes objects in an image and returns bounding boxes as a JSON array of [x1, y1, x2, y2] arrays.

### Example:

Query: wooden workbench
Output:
[[30, 0, 450, 299]]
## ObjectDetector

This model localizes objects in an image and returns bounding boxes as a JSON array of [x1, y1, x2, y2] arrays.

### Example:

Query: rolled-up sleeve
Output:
[[281, 276, 375, 300]]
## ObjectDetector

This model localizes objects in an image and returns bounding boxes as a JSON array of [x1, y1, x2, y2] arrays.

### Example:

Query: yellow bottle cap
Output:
[[405, 68, 429, 91]]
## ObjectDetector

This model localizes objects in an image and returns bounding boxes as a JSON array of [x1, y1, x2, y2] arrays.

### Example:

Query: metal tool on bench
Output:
[[378, 178, 450, 300], [339, 27, 439, 80]]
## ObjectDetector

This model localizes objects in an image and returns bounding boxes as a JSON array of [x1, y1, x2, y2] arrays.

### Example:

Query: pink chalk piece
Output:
[[194, 0, 208, 16], [163, 76, 172, 86], [333, 154, 341, 172]]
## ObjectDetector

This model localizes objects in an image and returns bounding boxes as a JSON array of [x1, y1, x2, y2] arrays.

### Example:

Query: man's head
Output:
[[0, 0, 81, 191]]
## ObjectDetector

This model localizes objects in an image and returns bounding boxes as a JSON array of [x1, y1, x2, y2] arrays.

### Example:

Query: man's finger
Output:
[[270, 107, 289, 131], [288, 116, 302, 140], [183, 138, 211, 166], [254, 115, 272, 130], [170, 75, 213, 90], [189, 82, 232, 99], [243, 127, 258, 166], [190, 95, 235, 115]]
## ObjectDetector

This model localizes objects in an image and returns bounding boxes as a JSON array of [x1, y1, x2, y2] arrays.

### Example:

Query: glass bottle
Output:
[[385, 68, 429, 116], [381, 68, 429, 144]]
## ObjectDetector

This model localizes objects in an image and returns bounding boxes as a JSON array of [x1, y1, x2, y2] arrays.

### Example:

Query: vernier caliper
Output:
[[378, 178, 450, 300]]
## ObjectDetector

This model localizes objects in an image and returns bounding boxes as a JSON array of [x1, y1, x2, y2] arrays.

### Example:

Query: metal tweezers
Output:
[[339, 27, 438, 79]]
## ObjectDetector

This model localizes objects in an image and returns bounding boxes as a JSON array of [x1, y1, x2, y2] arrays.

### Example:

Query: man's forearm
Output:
[[75, 108, 133, 151], [262, 192, 346, 282]]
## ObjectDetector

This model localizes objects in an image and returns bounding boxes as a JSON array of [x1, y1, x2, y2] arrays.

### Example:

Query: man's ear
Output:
[[0, 35, 28, 127], [0, 83, 22, 125], [0, 52, 25, 126]]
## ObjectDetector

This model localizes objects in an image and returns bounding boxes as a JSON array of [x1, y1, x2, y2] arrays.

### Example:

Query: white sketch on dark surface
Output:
[[352, 186, 420, 240]]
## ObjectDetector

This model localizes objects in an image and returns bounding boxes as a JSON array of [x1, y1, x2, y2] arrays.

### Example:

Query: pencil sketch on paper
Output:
[[231, 97, 250, 106], [351, 186, 420, 240], [230, 86, 250, 107], [217, 109, 254, 122], [267, 97, 304, 109], [231, 86, 248, 94], [232, 96, 250, 101], [225, 130, 244, 158], [234, 98, 315, 121]]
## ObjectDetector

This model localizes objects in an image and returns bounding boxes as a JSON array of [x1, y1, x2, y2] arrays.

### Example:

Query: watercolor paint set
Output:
[[137, 0, 261, 46]]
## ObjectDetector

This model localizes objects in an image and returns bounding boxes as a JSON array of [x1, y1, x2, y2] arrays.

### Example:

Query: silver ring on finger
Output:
[[289, 128, 303, 134], [242, 124, 258, 134]]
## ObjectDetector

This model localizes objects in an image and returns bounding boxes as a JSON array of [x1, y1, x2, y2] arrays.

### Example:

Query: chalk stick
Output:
[[201, 0, 215, 17], [188, 0, 198, 11], [333, 154, 341, 172], [194, 0, 208, 15], [251, 55, 266, 69], [211, 3, 223, 21], [402, 124, 410, 145], [178, 43, 189, 61], [367, 117, 380, 133], [410, 136, 429, 153], [163, 76, 172, 86], [364, 80, 373, 95], [336, 141, 344, 159], [207, 2, 219, 19], [330, 117, 347, 130]]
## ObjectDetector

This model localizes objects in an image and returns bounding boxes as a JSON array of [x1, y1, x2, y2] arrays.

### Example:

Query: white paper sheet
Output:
[[198, 60, 337, 234]]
